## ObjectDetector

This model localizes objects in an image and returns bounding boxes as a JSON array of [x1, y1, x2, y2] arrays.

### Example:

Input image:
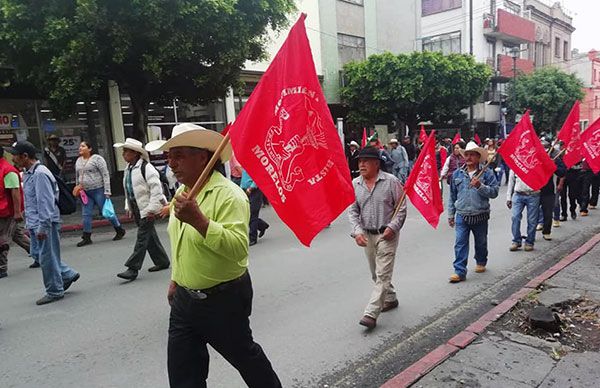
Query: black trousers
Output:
[[540, 194, 555, 235], [168, 272, 281, 388], [580, 170, 595, 212], [124, 212, 170, 271], [591, 173, 600, 207], [560, 169, 582, 216], [249, 189, 268, 243]]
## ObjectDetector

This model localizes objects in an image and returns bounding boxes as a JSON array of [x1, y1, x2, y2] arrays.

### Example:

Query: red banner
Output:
[[498, 111, 556, 190], [452, 132, 462, 145], [474, 133, 482, 145], [419, 125, 427, 143], [228, 14, 354, 246], [361, 127, 367, 148], [556, 100, 583, 168], [581, 117, 600, 174], [404, 131, 443, 228]]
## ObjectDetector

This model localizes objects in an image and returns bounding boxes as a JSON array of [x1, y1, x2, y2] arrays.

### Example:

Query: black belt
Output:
[[516, 191, 540, 196], [180, 270, 248, 300], [364, 227, 387, 235]]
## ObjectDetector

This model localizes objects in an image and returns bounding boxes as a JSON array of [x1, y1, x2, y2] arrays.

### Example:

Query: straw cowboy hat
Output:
[[459, 141, 488, 161], [145, 123, 232, 162], [389, 138, 399, 144], [113, 138, 150, 161]]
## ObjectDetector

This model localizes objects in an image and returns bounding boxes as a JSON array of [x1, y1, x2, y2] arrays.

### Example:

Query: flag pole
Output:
[[391, 191, 407, 219], [186, 133, 231, 199], [552, 147, 566, 161], [547, 139, 558, 155]]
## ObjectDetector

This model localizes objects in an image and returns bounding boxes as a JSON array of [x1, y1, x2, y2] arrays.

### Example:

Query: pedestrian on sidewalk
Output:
[[388, 138, 409, 183], [146, 123, 281, 388], [240, 169, 269, 246], [73, 141, 125, 246], [448, 142, 499, 283], [0, 147, 26, 279], [9, 141, 79, 305], [43, 134, 66, 178], [113, 139, 169, 281], [348, 146, 407, 329], [507, 170, 541, 251]]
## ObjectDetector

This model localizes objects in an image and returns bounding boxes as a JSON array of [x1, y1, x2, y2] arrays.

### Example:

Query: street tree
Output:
[[0, 0, 295, 141], [507, 67, 584, 133], [340, 51, 492, 134]]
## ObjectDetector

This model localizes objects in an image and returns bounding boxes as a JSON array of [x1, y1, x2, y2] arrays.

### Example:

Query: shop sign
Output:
[[61, 135, 81, 158]]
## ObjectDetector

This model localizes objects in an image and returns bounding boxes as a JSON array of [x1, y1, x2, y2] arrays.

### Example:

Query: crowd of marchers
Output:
[[345, 133, 599, 329]]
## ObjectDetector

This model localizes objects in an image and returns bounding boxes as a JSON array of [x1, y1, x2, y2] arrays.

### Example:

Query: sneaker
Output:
[[63, 273, 80, 291], [559, 215, 567, 222], [590, 205, 597, 209], [36, 294, 63, 305], [580, 211, 589, 217], [524, 244, 534, 251], [543, 234, 552, 241], [509, 243, 522, 251], [475, 265, 486, 273], [536, 223, 543, 231], [552, 220, 560, 228], [449, 273, 466, 283]]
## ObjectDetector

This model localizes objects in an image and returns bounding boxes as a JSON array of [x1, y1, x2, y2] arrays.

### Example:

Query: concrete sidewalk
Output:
[[384, 233, 600, 388], [60, 195, 135, 232]]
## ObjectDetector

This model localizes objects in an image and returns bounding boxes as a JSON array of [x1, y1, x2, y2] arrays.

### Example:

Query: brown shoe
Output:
[[524, 244, 534, 252], [449, 274, 465, 283], [475, 265, 486, 273], [509, 243, 522, 251], [359, 315, 376, 329], [382, 300, 399, 312]]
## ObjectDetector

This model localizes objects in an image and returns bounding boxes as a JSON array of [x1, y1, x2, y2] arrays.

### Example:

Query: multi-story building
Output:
[[568, 50, 600, 129], [420, 0, 573, 137]]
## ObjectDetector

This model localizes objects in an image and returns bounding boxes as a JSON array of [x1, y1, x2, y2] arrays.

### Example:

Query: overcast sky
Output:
[[561, 0, 598, 52]]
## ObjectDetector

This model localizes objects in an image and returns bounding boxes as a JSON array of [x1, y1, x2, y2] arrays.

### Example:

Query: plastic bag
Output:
[[102, 198, 116, 219], [80, 189, 89, 205]]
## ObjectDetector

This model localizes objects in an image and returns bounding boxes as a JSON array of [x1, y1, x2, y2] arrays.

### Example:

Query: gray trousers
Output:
[[124, 212, 169, 271]]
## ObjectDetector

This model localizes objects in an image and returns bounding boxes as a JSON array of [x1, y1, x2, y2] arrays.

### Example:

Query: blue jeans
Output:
[[81, 187, 120, 233], [553, 192, 561, 221], [511, 193, 540, 246], [30, 224, 78, 297], [453, 214, 489, 277]]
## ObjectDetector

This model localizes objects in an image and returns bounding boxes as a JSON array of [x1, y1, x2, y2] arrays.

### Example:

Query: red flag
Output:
[[404, 131, 444, 228], [361, 127, 367, 148], [557, 100, 583, 168], [474, 133, 481, 145], [452, 132, 462, 145], [228, 14, 354, 246], [419, 125, 427, 143], [498, 111, 556, 190], [439, 146, 448, 169], [581, 117, 600, 174]]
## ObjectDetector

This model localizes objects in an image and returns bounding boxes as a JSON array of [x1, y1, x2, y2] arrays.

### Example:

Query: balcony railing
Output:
[[484, 9, 535, 44]]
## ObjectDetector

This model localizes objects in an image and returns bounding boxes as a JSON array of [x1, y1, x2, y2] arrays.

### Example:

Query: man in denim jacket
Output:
[[448, 142, 499, 283]]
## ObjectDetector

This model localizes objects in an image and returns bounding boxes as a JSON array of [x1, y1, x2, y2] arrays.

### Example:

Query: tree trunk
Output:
[[129, 93, 149, 142]]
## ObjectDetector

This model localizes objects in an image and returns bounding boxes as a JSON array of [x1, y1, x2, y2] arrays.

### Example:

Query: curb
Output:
[[60, 215, 134, 233], [381, 232, 600, 388]]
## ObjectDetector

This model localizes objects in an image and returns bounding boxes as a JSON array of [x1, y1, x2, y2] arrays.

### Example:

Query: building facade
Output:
[[568, 50, 600, 129]]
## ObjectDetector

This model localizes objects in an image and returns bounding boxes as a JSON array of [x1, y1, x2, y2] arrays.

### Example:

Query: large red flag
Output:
[[452, 132, 462, 145], [581, 117, 600, 173], [361, 127, 367, 148], [556, 100, 583, 168], [498, 111, 556, 190], [404, 131, 444, 228], [439, 146, 448, 169], [419, 125, 427, 143], [228, 14, 354, 246]]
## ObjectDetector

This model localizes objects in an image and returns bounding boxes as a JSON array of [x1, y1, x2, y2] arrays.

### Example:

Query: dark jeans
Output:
[[540, 194, 555, 235], [249, 189, 268, 243], [168, 272, 281, 388], [580, 170, 595, 212], [560, 169, 581, 216], [591, 173, 600, 207], [124, 212, 169, 271]]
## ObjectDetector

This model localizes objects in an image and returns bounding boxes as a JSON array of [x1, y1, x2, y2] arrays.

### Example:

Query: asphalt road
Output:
[[1, 185, 599, 388]]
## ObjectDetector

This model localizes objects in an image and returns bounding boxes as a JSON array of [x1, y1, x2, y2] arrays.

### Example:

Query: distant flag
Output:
[[474, 133, 482, 145], [556, 100, 583, 168], [404, 131, 444, 228], [452, 132, 462, 145], [581, 116, 600, 174], [497, 111, 556, 190], [439, 146, 448, 169], [419, 125, 427, 143], [361, 127, 367, 148]]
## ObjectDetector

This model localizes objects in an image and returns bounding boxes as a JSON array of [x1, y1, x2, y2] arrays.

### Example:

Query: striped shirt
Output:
[[348, 171, 407, 236]]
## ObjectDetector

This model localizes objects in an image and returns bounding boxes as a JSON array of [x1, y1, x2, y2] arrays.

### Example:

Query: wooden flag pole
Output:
[[547, 139, 558, 155], [552, 147, 566, 161], [391, 191, 407, 219], [186, 132, 231, 199]]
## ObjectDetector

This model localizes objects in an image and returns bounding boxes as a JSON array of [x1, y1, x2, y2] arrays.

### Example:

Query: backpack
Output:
[[139, 160, 174, 201]]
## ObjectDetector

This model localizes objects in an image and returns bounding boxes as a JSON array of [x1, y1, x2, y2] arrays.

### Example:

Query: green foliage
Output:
[[340, 51, 492, 131], [0, 0, 295, 140], [507, 67, 584, 132]]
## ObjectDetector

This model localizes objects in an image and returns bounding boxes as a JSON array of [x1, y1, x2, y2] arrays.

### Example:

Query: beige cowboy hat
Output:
[[113, 138, 150, 161], [145, 123, 232, 162], [389, 138, 399, 144], [459, 141, 488, 161]]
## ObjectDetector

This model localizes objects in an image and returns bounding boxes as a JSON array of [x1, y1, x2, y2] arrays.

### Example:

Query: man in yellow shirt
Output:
[[146, 123, 280, 388]]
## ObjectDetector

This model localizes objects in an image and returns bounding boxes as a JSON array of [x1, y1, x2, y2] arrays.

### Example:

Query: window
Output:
[[555, 37, 561, 58], [504, 1, 521, 15], [563, 41, 569, 61], [338, 0, 364, 5], [534, 42, 546, 67], [422, 0, 462, 16], [337, 33, 366, 66], [422, 31, 462, 54], [502, 43, 519, 57]]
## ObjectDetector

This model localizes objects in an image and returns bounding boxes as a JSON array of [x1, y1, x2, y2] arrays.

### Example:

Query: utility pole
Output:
[[469, 0, 475, 138]]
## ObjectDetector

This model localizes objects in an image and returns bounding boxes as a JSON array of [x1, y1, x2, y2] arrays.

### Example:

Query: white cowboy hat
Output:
[[113, 138, 149, 161], [349, 141, 359, 147], [459, 141, 488, 161], [145, 123, 232, 162], [389, 138, 399, 144]]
